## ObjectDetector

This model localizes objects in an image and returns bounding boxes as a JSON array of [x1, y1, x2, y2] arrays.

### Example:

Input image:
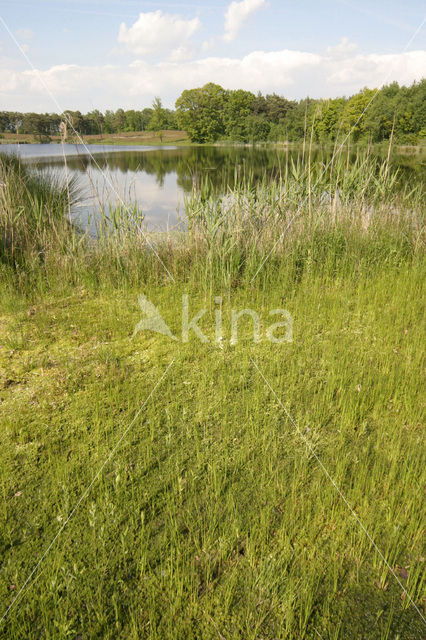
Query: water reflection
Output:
[[2, 144, 424, 231]]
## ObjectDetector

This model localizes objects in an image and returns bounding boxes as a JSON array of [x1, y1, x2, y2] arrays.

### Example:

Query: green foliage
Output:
[[281, 98, 316, 142], [147, 97, 167, 132], [245, 114, 271, 142], [314, 98, 346, 141], [19, 112, 60, 141], [223, 89, 256, 141], [342, 88, 376, 140], [85, 109, 105, 134], [175, 83, 228, 143], [264, 92, 296, 123], [0, 79, 425, 144]]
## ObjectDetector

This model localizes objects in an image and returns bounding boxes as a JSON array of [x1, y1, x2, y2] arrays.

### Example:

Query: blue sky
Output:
[[0, 0, 425, 112]]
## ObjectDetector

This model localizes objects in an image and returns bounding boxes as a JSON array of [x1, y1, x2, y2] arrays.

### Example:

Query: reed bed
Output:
[[1, 150, 423, 291]]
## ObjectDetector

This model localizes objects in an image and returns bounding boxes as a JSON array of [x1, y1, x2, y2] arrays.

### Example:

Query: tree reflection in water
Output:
[[27, 145, 424, 231]]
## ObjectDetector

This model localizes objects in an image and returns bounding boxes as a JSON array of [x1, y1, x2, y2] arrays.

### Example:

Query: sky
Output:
[[0, 0, 425, 113]]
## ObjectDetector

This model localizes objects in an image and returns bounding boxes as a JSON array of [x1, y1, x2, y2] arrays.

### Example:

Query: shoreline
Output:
[[1, 133, 425, 155]]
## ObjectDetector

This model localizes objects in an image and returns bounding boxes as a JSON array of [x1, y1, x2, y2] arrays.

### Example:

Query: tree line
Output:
[[0, 97, 176, 142], [175, 80, 425, 144], [1, 80, 425, 144]]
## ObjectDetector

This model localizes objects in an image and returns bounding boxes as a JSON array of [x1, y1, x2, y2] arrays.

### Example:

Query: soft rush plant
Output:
[[0, 153, 78, 266]]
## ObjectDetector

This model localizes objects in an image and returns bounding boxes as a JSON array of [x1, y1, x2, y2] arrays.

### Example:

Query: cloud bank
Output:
[[1, 47, 424, 113]]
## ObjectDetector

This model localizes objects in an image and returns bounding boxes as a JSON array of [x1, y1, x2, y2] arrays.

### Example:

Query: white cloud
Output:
[[201, 37, 216, 53], [118, 10, 201, 57], [326, 37, 357, 57], [1, 49, 425, 112], [169, 45, 196, 63], [326, 51, 426, 87], [224, 0, 268, 42], [15, 27, 34, 41], [0, 69, 21, 93], [122, 49, 320, 100]]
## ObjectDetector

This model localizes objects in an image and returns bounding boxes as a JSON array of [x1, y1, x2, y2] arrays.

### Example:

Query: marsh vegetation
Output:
[[0, 147, 425, 638]]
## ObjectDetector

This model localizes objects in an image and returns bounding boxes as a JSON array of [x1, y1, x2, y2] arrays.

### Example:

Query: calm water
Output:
[[2, 143, 424, 231]]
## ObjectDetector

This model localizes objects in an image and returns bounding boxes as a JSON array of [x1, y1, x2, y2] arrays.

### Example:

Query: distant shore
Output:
[[0, 130, 191, 147], [1, 130, 425, 155]]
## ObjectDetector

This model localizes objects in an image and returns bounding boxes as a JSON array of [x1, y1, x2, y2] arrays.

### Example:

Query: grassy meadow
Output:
[[0, 151, 425, 639]]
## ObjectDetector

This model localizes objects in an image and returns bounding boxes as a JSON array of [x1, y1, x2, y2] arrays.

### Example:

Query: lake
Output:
[[1, 143, 424, 232]]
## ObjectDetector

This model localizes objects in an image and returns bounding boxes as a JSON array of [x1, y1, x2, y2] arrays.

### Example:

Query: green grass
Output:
[[0, 152, 425, 638]]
